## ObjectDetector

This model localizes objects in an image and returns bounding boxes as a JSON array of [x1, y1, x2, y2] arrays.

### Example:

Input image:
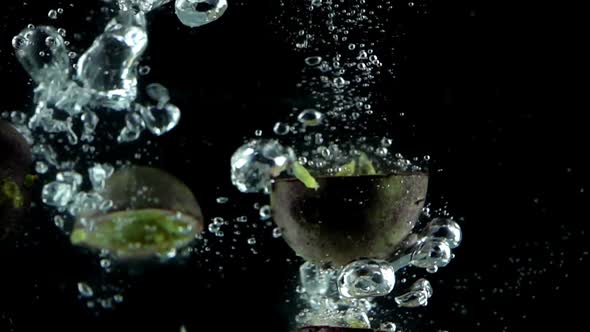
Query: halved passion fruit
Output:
[[271, 172, 428, 266], [70, 166, 203, 259]]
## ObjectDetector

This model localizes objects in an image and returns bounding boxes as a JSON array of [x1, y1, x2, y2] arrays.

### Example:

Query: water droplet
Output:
[[338, 259, 395, 298], [48, 9, 58, 20], [35, 161, 48, 174], [333, 77, 346, 88], [376, 147, 388, 156], [11, 35, 28, 50], [216, 197, 229, 204], [146, 83, 170, 107], [305, 56, 322, 66], [394, 278, 432, 308], [175, 0, 228, 28], [56, 171, 83, 192], [231, 139, 296, 193], [140, 103, 181, 136], [100, 259, 111, 269], [77, 282, 94, 298], [272, 227, 282, 238], [13, 26, 70, 84], [44, 36, 57, 48], [297, 109, 323, 126], [273, 122, 290, 135], [247, 237, 256, 245], [259, 205, 271, 220], [208, 223, 220, 233], [117, 126, 141, 143], [76, 12, 148, 110], [9, 111, 27, 125], [88, 163, 114, 191], [423, 218, 462, 248], [42, 181, 74, 207], [138, 65, 151, 75], [411, 239, 452, 269]]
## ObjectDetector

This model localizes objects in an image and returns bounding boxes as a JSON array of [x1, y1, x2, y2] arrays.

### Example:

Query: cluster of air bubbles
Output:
[[228, 134, 426, 195], [230, 139, 296, 194], [295, 262, 374, 329], [207, 216, 226, 237], [117, 89, 181, 144], [40, 163, 116, 232], [76, 280, 125, 309], [9, 2, 197, 229], [295, 217, 462, 329]]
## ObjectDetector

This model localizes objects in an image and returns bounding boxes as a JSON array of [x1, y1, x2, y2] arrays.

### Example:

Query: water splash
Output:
[[76, 11, 148, 110]]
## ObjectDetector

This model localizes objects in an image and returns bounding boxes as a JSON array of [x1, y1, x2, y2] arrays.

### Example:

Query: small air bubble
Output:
[[138, 65, 151, 75], [48, 9, 58, 19]]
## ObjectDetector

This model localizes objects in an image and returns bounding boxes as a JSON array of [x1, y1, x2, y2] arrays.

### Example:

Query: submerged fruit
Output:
[[70, 166, 203, 259], [271, 172, 428, 266], [1, 120, 33, 239]]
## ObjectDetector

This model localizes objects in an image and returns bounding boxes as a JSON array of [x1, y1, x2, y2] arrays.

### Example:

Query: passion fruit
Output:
[[70, 166, 204, 259], [271, 172, 428, 266]]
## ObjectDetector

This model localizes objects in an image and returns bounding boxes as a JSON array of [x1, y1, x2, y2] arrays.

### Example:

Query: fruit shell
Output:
[[271, 173, 428, 266]]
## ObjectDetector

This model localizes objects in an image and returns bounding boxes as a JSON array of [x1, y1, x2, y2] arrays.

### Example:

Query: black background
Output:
[[1, 0, 587, 331]]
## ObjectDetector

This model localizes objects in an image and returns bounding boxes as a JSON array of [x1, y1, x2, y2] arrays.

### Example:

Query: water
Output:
[[394, 278, 433, 308], [411, 238, 452, 269], [41, 181, 74, 207], [118, 0, 172, 13], [56, 171, 83, 192], [146, 83, 171, 108], [2, 1, 468, 331], [175, 0, 228, 28], [304, 56, 322, 66], [299, 262, 338, 298], [259, 205, 271, 220], [422, 217, 462, 248], [273, 122, 290, 135], [337, 259, 396, 298], [88, 164, 115, 191], [297, 109, 324, 127], [77, 282, 94, 298], [12, 26, 70, 85], [230, 139, 296, 193], [140, 103, 181, 136], [76, 11, 148, 110]]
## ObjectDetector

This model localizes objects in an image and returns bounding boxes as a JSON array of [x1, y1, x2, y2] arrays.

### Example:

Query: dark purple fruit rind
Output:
[[271, 173, 428, 266]]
